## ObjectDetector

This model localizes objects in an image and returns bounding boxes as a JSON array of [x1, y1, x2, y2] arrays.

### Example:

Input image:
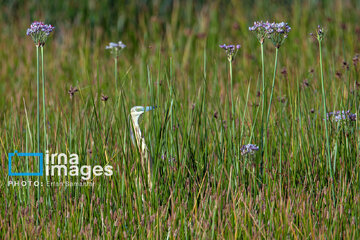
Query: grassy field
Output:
[[1, 0, 360, 238]]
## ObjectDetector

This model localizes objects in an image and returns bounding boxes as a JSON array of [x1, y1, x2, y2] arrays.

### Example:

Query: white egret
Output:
[[130, 106, 156, 190]]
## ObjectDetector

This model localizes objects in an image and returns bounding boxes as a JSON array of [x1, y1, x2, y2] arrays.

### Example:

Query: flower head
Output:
[[26, 21, 55, 46], [266, 22, 291, 48], [316, 25, 325, 41], [106, 41, 126, 58], [240, 144, 259, 156], [310, 25, 325, 42], [326, 110, 357, 122], [219, 44, 241, 62], [249, 21, 270, 43]]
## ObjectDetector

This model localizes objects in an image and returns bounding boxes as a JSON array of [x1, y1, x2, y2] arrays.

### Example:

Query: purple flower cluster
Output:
[[267, 22, 291, 48], [248, 21, 264, 32], [249, 21, 291, 47], [219, 44, 241, 62], [240, 144, 259, 156], [26, 21, 55, 46], [106, 41, 126, 58], [249, 21, 271, 43], [326, 110, 357, 122]]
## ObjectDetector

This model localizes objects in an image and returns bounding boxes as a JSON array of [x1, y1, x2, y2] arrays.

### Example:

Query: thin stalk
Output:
[[266, 47, 279, 126], [260, 42, 265, 158], [115, 57, 118, 90], [319, 41, 333, 180], [36, 45, 40, 202], [265, 47, 279, 161], [70, 100, 72, 152], [229, 60, 235, 155], [41, 46, 47, 151], [230, 60, 234, 122]]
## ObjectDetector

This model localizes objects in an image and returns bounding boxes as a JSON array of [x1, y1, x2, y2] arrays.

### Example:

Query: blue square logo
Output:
[[8, 151, 43, 176]]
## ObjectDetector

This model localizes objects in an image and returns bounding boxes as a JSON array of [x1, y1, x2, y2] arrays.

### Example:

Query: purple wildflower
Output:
[[219, 44, 241, 62], [249, 21, 270, 43], [266, 22, 291, 48], [325, 110, 357, 122], [249, 21, 290, 47], [106, 41, 126, 58], [26, 21, 55, 46], [240, 144, 259, 156]]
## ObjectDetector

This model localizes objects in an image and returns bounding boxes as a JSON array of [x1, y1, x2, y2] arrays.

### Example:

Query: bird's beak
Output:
[[145, 106, 156, 112]]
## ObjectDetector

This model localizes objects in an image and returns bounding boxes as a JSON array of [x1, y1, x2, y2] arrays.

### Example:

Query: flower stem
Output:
[[229, 60, 236, 157], [114, 57, 118, 91], [41, 46, 47, 152], [229, 60, 235, 133], [36, 45, 40, 202], [266, 47, 279, 126], [319, 41, 332, 179], [260, 42, 265, 158], [264, 47, 278, 162]]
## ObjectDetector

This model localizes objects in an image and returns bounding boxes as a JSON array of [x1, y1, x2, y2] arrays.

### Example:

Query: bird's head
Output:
[[129, 106, 156, 145], [130, 106, 156, 123]]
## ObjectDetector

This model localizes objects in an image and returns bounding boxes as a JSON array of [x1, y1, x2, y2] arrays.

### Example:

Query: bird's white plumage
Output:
[[130, 106, 155, 190]]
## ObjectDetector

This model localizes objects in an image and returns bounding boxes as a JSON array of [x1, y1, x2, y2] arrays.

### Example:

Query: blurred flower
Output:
[[353, 54, 359, 66], [311, 25, 325, 42], [68, 86, 78, 99], [161, 153, 176, 164], [106, 41, 126, 58], [240, 144, 259, 156], [26, 21, 54, 46], [213, 111, 218, 119], [278, 96, 286, 103], [101, 94, 109, 102], [281, 67, 288, 80], [219, 44, 241, 62], [87, 149, 93, 156], [302, 79, 310, 88], [326, 110, 357, 122]]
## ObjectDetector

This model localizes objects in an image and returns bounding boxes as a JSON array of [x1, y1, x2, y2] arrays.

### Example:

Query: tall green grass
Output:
[[0, 0, 360, 238]]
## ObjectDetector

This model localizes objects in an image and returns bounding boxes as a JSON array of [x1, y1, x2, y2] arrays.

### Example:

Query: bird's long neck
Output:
[[132, 121, 143, 148], [132, 119, 150, 157], [131, 115, 152, 191]]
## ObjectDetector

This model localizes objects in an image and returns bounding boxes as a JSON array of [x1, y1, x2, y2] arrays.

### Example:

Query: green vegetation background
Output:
[[0, 0, 359, 238]]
